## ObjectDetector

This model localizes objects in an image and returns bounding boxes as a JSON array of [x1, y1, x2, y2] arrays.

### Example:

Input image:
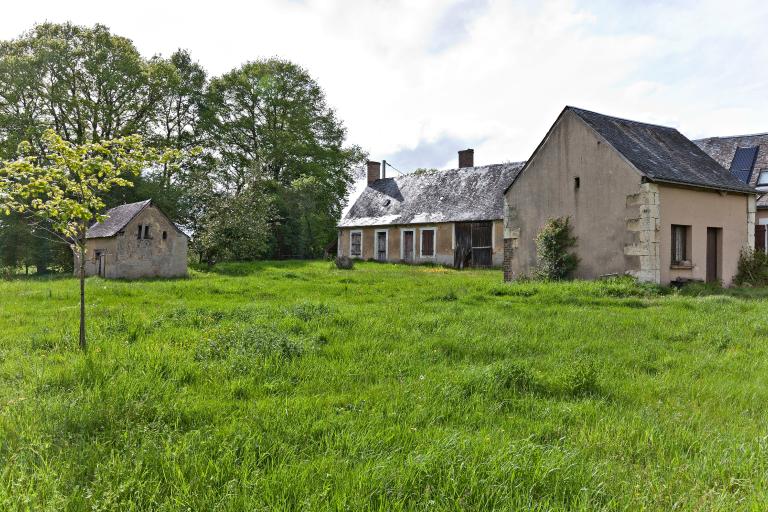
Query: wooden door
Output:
[[403, 231, 414, 261], [756, 224, 766, 253], [454, 223, 472, 268], [376, 231, 387, 261], [706, 228, 719, 283]]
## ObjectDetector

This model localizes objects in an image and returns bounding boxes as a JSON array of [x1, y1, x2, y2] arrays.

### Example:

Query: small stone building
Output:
[[339, 150, 524, 268], [77, 199, 188, 279], [503, 107, 757, 285], [695, 133, 768, 251]]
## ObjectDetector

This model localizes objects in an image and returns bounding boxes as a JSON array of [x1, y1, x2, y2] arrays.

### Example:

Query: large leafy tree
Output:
[[0, 130, 156, 349], [202, 59, 364, 258]]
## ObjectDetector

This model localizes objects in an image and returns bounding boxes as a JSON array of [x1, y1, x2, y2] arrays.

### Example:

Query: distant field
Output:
[[2, 261, 768, 510]]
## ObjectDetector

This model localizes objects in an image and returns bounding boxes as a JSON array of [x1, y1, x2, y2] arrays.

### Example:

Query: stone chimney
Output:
[[458, 149, 474, 168], [367, 161, 381, 185]]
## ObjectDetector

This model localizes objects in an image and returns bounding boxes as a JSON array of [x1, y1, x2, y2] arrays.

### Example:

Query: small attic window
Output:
[[137, 225, 142, 239], [383, 199, 391, 207], [574, 176, 580, 189], [162, 231, 168, 240], [144, 225, 151, 239]]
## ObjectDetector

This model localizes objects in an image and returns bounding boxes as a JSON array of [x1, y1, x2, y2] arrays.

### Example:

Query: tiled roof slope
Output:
[[568, 107, 756, 194], [339, 162, 525, 228], [86, 200, 151, 239], [695, 133, 768, 206]]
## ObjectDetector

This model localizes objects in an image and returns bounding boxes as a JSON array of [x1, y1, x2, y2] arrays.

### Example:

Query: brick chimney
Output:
[[458, 149, 474, 168], [367, 161, 381, 185]]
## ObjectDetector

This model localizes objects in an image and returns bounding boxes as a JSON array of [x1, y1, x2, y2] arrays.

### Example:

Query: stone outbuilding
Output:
[[77, 199, 188, 279], [503, 107, 757, 285], [338, 150, 524, 268]]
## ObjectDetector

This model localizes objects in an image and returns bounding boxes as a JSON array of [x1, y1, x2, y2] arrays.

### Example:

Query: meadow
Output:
[[2, 260, 768, 510]]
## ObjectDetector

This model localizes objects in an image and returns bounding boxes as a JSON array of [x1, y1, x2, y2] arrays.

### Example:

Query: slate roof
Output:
[[557, 107, 756, 194], [86, 200, 151, 239], [339, 163, 525, 228], [694, 133, 768, 206]]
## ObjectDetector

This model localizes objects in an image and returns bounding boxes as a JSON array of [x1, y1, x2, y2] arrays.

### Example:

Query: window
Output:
[[757, 170, 768, 187], [162, 231, 168, 240], [350, 231, 362, 257], [671, 224, 690, 266], [137, 224, 143, 239], [420, 228, 435, 257], [144, 225, 151, 239], [574, 176, 580, 189]]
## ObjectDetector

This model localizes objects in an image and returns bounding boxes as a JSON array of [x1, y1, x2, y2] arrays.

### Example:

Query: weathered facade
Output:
[[77, 200, 188, 279], [339, 151, 523, 267], [695, 133, 768, 251], [504, 107, 756, 285]]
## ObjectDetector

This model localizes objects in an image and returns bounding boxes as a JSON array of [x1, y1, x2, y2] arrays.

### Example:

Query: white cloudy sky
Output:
[[3, 0, 768, 171]]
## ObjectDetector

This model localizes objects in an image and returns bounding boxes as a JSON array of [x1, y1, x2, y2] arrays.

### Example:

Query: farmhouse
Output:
[[77, 199, 188, 279], [694, 133, 768, 251], [503, 106, 757, 285], [339, 150, 524, 267]]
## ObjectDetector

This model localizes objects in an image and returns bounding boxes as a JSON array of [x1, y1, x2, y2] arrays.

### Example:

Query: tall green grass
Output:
[[1, 261, 768, 510]]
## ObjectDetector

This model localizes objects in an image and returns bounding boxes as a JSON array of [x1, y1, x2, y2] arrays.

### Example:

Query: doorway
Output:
[[95, 250, 105, 278], [375, 230, 387, 261], [454, 221, 493, 268], [706, 227, 721, 283], [402, 230, 414, 262]]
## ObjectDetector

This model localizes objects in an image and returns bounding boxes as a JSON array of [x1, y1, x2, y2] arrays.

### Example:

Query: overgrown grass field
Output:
[[2, 261, 768, 510]]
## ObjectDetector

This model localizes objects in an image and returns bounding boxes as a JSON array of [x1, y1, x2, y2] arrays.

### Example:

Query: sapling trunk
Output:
[[78, 243, 86, 351]]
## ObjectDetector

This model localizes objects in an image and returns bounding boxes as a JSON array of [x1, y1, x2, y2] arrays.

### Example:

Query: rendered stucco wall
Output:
[[337, 220, 504, 267], [81, 206, 188, 279], [658, 185, 751, 286], [504, 110, 644, 280]]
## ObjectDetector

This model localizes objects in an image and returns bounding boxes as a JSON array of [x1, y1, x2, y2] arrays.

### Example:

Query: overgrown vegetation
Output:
[[734, 247, 768, 286], [2, 261, 768, 510], [535, 216, 579, 280]]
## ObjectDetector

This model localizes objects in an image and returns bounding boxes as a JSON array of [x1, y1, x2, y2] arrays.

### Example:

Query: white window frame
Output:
[[374, 229, 389, 260], [400, 228, 416, 260], [349, 230, 363, 258], [419, 227, 437, 258]]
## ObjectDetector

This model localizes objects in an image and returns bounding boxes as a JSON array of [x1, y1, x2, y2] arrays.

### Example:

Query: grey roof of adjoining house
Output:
[[694, 133, 768, 206], [339, 162, 526, 228], [86, 199, 151, 239], [567, 107, 757, 194]]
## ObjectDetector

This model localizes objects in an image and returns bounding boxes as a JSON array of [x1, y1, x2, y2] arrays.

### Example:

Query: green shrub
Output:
[[534, 217, 579, 280], [734, 247, 768, 286], [492, 361, 535, 393]]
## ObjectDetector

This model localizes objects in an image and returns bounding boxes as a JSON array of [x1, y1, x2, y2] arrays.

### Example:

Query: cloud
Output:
[[3, 0, 768, 169]]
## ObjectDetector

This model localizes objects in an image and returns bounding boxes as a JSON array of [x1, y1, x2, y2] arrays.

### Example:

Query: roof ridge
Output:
[[567, 106, 678, 132], [381, 161, 526, 183], [694, 132, 768, 142]]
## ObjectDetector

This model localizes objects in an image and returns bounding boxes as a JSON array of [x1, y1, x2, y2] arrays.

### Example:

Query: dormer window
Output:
[[757, 170, 768, 187]]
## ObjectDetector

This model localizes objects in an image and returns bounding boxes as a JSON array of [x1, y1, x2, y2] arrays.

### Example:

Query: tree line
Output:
[[0, 22, 365, 272]]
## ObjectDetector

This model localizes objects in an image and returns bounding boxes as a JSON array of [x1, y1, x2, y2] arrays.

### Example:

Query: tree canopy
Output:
[[0, 23, 364, 272]]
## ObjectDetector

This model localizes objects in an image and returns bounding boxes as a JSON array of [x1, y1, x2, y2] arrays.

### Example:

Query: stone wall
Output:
[[623, 182, 660, 283]]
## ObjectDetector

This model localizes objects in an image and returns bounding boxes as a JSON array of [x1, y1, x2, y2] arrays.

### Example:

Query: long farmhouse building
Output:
[[338, 150, 524, 268]]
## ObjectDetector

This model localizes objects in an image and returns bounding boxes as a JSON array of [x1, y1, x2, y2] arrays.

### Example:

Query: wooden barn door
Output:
[[454, 223, 472, 268]]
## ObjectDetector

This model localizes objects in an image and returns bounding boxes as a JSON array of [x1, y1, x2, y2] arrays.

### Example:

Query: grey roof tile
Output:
[[86, 200, 151, 239], [569, 107, 756, 194], [694, 133, 768, 206], [340, 163, 525, 227]]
